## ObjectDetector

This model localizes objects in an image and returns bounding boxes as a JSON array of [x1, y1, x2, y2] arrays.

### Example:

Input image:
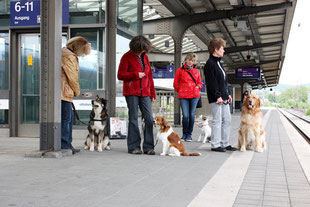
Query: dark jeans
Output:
[[61, 100, 73, 149], [125, 96, 154, 153], [180, 98, 199, 138]]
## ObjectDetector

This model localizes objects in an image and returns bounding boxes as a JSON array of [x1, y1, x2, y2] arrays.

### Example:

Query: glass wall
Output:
[[69, 0, 106, 24], [71, 29, 106, 125], [0, 33, 9, 90], [115, 32, 130, 118], [117, 0, 142, 35]]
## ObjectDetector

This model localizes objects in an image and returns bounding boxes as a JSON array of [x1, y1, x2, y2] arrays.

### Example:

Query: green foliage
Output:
[[306, 108, 310, 116], [278, 86, 310, 108]]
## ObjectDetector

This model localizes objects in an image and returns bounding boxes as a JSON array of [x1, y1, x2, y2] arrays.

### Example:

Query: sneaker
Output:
[[185, 136, 193, 142], [225, 145, 237, 151], [181, 135, 186, 142], [211, 147, 226, 152]]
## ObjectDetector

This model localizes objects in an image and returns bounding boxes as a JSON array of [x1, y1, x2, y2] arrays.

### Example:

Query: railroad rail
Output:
[[278, 108, 310, 144]]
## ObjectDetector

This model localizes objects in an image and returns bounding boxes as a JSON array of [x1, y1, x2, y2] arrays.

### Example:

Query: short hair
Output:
[[184, 53, 197, 62], [66, 36, 90, 56], [208, 38, 226, 54], [129, 35, 152, 54]]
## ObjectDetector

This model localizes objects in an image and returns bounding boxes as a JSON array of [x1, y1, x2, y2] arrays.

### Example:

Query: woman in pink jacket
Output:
[[173, 53, 202, 142]]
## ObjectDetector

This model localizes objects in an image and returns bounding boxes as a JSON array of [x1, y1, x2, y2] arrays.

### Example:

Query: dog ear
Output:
[[163, 118, 168, 129], [257, 97, 262, 107]]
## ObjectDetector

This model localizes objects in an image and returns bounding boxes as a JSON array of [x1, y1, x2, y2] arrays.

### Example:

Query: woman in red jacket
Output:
[[173, 53, 202, 142], [117, 35, 156, 155]]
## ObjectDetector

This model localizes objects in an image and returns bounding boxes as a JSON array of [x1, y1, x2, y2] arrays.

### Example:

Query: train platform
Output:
[[0, 108, 310, 207]]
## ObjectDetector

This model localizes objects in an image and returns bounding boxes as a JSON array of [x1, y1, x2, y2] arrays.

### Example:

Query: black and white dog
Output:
[[84, 96, 110, 152]]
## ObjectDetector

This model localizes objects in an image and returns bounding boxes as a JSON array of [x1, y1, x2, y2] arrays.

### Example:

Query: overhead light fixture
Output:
[[165, 40, 169, 47], [229, 0, 239, 6]]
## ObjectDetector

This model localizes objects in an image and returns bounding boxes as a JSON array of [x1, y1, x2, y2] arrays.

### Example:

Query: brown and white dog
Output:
[[238, 94, 266, 152], [155, 116, 201, 156], [84, 96, 110, 152]]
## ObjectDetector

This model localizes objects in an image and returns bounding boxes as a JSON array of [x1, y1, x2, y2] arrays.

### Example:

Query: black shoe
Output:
[[211, 147, 226, 152], [129, 149, 142, 155], [225, 145, 237, 151], [72, 147, 80, 154], [144, 150, 156, 155]]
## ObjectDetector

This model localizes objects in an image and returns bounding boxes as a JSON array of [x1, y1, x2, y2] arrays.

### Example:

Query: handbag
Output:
[[185, 71, 202, 108]]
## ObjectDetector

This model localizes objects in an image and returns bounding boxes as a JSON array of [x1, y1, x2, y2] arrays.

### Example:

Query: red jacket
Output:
[[173, 64, 203, 99], [117, 50, 156, 99]]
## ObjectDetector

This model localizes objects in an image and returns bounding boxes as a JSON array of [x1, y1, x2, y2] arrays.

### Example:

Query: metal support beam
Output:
[[224, 41, 283, 54], [228, 59, 281, 69], [143, 2, 292, 35], [173, 36, 183, 125], [40, 0, 62, 151], [106, 0, 117, 117]]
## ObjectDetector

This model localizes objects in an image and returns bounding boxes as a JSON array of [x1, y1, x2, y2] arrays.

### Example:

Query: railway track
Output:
[[278, 108, 310, 144]]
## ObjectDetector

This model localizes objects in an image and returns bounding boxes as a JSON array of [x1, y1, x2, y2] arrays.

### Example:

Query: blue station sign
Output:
[[235, 67, 261, 79], [10, 0, 69, 26]]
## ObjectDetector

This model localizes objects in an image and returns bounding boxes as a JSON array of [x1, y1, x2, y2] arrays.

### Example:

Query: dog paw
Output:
[[240, 146, 246, 152], [84, 146, 89, 150], [90, 147, 94, 151], [97, 147, 103, 152], [105, 146, 111, 151], [160, 153, 166, 156], [256, 148, 263, 153]]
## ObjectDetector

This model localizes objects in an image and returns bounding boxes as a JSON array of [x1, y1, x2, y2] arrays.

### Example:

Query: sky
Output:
[[279, 0, 310, 85]]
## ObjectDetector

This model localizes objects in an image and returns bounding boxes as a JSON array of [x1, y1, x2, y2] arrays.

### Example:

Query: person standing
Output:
[[204, 38, 237, 152], [61, 36, 90, 154], [117, 35, 156, 155], [173, 53, 202, 142]]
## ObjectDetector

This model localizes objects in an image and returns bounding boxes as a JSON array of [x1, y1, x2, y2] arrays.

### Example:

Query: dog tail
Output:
[[181, 152, 201, 156]]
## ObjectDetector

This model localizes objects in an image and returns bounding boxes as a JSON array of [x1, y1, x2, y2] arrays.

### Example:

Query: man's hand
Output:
[[139, 72, 145, 78], [216, 97, 223, 105], [151, 98, 155, 103]]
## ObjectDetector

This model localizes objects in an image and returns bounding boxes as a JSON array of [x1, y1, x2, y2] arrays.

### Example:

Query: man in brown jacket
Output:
[[61, 36, 90, 154]]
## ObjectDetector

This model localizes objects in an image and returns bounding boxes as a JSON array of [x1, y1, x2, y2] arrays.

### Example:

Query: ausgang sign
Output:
[[235, 67, 261, 79], [10, 0, 69, 26]]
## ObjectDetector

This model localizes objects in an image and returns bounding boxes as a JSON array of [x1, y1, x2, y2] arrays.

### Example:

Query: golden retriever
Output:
[[237, 94, 266, 152]]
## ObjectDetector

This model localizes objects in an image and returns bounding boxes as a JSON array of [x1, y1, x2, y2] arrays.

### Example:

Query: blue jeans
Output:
[[125, 96, 154, 153], [61, 100, 73, 149], [180, 98, 199, 139]]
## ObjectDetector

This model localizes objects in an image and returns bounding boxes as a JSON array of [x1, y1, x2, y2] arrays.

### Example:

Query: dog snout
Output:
[[93, 104, 100, 108]]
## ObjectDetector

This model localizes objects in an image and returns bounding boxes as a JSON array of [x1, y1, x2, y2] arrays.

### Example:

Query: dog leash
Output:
[[72, 103, 89, 126]]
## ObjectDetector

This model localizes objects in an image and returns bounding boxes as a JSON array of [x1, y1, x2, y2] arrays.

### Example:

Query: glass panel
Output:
[[71, 29, 105, 90], [0, 109, 8, 124], [20, 34, 67, 124], [69, 0, 105, 24], [117, 0, 142, 35], [20, 35, 40, 124], [0, 33, 9, 90], [115, 33, 130, 118]]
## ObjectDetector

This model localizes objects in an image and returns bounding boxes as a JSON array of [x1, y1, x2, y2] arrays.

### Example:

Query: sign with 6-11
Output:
[[10, 0, 69, 26]]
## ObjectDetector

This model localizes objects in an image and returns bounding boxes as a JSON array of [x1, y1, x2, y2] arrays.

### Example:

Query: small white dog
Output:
[[197, 115, 212, 143]]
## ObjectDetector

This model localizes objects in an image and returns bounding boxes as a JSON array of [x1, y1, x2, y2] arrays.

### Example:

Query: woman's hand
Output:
[[139, 72, 145, 78]]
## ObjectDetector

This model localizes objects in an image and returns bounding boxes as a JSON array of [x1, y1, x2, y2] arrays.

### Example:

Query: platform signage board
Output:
[[235, 67, 261, 79], [10, 0, 69, 26]]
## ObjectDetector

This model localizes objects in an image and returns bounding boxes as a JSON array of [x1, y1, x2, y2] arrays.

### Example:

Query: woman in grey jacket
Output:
[[204, 38, 237, 152]]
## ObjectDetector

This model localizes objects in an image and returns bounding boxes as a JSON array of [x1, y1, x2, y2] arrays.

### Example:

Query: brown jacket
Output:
[[61, 47, 80, 102]]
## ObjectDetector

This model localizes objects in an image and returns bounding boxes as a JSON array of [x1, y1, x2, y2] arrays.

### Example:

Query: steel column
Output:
[[40, 0, 62, 151], [106, 0, 117, 117]]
